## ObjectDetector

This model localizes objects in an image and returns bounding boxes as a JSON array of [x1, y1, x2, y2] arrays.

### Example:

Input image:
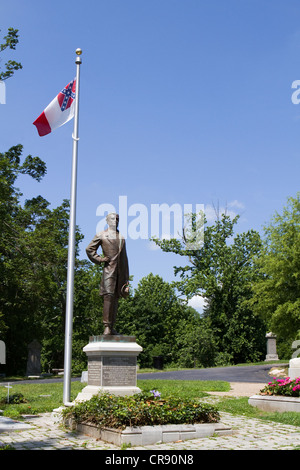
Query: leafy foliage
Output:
[[250, 194, 300, 351], [0, 28, 22, 81], [260, 376, 300, 397], [62, 391, 220, 429], [116, 273, 211, 368], [0, 392, 27, 405], [0, 145, 48, 372], [152, 213, 267, 364], [0, 145, 102, 374]]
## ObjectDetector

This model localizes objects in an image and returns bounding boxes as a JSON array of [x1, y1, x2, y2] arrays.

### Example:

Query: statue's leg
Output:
[[110, 296, 120, 335], [103, 294, 113, 335]]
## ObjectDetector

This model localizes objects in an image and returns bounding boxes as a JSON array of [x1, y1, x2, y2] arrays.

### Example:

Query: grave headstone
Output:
[[265, 332, 279, 361], [288, 357, 300, 380], [0, 340, 5, 365], [26, 340, 42, 376]]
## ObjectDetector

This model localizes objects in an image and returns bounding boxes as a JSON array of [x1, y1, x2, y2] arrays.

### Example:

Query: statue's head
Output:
[[106, 212, 119, 229]]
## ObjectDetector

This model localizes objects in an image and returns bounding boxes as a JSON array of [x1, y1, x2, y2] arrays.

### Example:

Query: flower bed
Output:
[[248, 376, 300, 413], [260, 377, 300, 397], [62, 390, 220, 430]]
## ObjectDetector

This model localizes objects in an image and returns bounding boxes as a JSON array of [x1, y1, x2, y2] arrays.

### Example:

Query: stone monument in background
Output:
[[26, 340, 42, 377], [265, 332, 279, 361]]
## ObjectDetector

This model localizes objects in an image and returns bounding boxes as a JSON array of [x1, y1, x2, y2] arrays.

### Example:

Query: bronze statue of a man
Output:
[[86, 213, 129, 335]]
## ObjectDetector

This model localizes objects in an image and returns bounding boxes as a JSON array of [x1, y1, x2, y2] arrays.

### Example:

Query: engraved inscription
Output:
[[88, 357, 102, 386], [102, 356, 136, 387]]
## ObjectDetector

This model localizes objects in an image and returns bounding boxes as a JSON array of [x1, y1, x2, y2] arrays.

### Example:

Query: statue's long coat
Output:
[[86, 230, 129, 298]]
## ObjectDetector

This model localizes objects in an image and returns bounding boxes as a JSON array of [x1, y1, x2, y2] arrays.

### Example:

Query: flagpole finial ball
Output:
[[75, 48, 82, 55]]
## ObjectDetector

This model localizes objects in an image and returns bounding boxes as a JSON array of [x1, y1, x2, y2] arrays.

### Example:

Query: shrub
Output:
[[260, 377, 300, 397], [0, 392, 27, 405], [62, 390, 220, 429]]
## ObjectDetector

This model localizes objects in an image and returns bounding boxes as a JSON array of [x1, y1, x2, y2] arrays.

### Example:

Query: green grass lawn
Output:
[[216, 396, 300, 427], [0, 379, 229, 418], [0, 381, 84, 417], [137, 378, 230, 398], [0, 377, 299, 427]]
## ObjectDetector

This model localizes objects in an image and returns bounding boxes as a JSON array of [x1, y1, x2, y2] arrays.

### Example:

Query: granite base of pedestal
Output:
[[265, 354, 279, 361], [75, 335, 143, 402]]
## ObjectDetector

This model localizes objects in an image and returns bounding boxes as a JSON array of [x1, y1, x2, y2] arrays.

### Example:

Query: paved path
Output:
[[0, 410, 299, 451], [138, 364, 279, 383], [0, 363, 283, 387], [1, 366, 297, 451], [0, 386, 299, 451]]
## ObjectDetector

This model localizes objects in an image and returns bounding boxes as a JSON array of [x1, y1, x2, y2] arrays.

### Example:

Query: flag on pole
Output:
[[33, 79, 76, 136]]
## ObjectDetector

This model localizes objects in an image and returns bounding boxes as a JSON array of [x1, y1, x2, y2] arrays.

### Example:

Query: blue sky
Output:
[[1, 0, 300, 310]]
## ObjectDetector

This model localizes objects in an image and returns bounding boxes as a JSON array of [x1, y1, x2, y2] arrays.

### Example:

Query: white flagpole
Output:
[[63, 48, 82, 405]]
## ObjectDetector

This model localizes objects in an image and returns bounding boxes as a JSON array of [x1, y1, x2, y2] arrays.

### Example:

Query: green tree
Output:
[[0, 28, 23, 81], [152, 213, 266, 364], [174, 311, 216, 368], [8, 195, 104, 375], [116, 273, 196, 367], [20, 198, 83, 373], [251, 194, 300, 354], [0, 145, 105, 375], [71, 262, 103, 374], [0, 145, 47, 373]]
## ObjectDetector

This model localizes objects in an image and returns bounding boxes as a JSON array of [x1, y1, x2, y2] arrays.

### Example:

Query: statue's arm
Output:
[[86, 234, 109, 265]]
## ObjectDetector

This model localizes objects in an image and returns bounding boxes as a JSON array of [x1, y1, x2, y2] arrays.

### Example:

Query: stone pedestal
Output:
[[75, 335, 143, 402], [265, 332, 279, 361], [288, 357, 300, 380]]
